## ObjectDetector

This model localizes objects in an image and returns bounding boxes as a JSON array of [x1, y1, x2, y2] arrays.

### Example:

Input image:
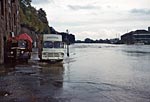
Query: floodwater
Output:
[[1, 44, 150, 102]]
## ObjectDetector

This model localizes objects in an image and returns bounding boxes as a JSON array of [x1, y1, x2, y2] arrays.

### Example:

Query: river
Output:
[[0, 44, 150, 102]]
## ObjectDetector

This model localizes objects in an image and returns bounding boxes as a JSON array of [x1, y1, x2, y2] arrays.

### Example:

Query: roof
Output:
[[133, 30, 150, 34], [121, 29, 150, 37]]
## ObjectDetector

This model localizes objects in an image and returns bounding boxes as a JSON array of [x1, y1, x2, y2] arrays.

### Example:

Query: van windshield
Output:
[[43, 41, 64, 48], [18, 40, 27, 48]]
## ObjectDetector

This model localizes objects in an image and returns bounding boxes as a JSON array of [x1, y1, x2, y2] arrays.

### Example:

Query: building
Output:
[[121, 28, 150, 44], [0, 0, 20, 64], [148, 27, 150, 32]]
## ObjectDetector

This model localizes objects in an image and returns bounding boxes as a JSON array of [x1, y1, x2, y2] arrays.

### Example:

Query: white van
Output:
[[38, 34, 65, 62]]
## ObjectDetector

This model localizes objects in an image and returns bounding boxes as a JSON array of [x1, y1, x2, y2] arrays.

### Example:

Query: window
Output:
[[54, 42, 64, 48], [54, 42, 61, 48], [11, 0, 15, 3], [18, 40, 27, 48], [43, 41, 64, 48], [8, 0, 11, 4], [0, 0, 4, 15], [43, 41, 53, 48]]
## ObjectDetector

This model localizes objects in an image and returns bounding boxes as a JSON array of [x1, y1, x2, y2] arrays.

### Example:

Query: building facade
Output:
[[121, 28, 150, 44], [0, 0, 20, 64]]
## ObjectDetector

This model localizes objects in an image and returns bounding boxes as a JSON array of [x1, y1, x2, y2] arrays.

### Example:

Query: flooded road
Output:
[[1, 44, 150, 102]]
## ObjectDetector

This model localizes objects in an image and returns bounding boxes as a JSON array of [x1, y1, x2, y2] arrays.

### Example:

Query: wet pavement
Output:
[[1, 44, 150, 102]]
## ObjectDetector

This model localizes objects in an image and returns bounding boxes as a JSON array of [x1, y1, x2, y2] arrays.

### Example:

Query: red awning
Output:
[[17, 33, 33, 43], [16, 33, 33, 50]]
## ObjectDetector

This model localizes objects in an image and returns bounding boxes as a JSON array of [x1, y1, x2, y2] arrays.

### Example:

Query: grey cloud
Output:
[[107, 5, 111, 9], [68, 4, 100, 11], [130, 8, 150, 15], [32, 0, 52, 4], [106, 5, 118, 9]]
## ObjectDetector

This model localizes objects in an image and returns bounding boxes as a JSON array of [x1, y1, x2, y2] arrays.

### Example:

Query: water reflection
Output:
[[122, 45, 150, 57], [39, 63, 64, 87]]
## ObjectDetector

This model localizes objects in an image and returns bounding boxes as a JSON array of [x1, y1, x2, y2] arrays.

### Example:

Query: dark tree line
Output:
[[49, 27, 75, 44], [76, 38, 121, 44]]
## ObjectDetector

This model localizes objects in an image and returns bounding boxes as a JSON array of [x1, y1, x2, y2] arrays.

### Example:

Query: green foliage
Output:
[[19, 0, 50, 33]]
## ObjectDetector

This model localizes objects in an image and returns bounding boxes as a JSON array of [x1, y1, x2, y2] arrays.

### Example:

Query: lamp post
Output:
[[66, 29, 69, 57]]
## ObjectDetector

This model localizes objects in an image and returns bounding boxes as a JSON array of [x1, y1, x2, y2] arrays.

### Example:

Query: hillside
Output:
[[19, 0, 75, 43], [19, 0, 50, 34]]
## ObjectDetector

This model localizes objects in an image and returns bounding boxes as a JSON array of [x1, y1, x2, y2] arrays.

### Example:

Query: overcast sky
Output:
[[32, 0, 150, 40]]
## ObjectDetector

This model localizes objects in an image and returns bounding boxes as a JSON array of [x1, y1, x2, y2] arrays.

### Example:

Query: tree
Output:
[[38, 8, 48, 24], [85, 38, 93, 43], [19, 0, 31, 7], [19, 0, 50, 34]]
